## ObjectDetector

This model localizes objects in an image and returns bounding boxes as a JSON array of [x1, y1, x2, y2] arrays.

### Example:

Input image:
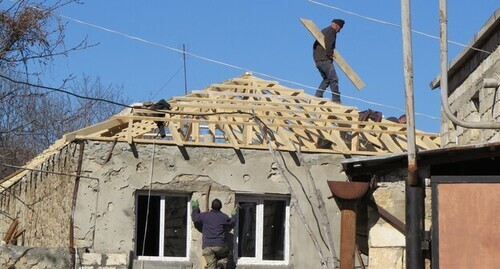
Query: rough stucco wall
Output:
[[442, 45, 500, 147], [72, 140, 347, 269], [0, 139, 348, 268], [0, 144, 78, 247]]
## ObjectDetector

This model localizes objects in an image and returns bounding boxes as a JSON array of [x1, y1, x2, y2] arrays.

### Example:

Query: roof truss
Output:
[[63, 73, 440, 155]]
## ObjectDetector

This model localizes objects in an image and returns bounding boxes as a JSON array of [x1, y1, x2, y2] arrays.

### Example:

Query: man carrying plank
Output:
[[313, 18, 345, 103]]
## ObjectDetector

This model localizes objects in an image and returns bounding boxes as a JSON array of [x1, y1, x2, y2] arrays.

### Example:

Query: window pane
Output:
[[164, 196, 188, 257], [263, 200, 286, 260], [238, 201, 257, 257], [137, 195, 160, 256]]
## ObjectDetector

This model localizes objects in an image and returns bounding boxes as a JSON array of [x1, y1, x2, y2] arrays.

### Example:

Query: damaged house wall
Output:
[[0, 145, 79, 247], [0, 139, 348, 269]]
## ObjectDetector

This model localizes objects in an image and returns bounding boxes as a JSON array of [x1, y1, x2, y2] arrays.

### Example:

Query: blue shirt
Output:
[[191, 206, 237, 248]]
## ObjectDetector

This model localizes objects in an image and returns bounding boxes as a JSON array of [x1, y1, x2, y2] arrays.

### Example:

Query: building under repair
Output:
[[0, 73, 440, 268]]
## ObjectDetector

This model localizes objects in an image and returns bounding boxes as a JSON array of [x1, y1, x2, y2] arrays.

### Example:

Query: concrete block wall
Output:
[[442, 46, 500, 147]]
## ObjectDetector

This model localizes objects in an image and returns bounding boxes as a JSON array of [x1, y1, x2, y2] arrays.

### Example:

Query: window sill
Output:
[[132, 259, 193, 269]]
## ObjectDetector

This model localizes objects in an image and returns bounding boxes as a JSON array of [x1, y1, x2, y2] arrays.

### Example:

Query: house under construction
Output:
[[0, 73, 440, 268]]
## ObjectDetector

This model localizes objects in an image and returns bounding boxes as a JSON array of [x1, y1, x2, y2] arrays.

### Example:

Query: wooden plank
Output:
[[192, 122, 199, 142], [223, 124, 240, 149], [379, 133, 404, 153], [300, 18, 365, 90], [300, 18, 326, 49], [65, 118, 124, 141], [167, 122, 184, 146], [126, 119, 134, 144], [172, 95, 353, 110], [333, 50, 366, 90]]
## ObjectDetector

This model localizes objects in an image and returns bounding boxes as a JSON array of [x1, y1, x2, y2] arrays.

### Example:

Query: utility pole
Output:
[[400, 0, 425, 268], [183, 44, 188, 95]]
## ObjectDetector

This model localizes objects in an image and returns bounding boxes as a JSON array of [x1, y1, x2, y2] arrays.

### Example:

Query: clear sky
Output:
[[16, 1, 500, 133]]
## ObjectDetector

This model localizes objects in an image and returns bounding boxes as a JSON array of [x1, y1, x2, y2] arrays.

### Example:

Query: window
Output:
[[235, 196, 290, 265], [135, 193, 191, 261]]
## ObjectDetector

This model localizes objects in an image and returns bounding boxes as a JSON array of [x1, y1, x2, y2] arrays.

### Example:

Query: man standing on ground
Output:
[[192, 198, 238, 269], [313, 18, 345, 103]]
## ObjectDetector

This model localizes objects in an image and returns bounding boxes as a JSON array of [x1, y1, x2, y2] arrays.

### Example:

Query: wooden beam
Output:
[[222, 124, 240, 149], [167, 122, 184, 146]]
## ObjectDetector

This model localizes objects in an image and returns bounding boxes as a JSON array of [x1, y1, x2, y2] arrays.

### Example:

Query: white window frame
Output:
[[135, 193, 192, 262], [235, 196, 290, 265]]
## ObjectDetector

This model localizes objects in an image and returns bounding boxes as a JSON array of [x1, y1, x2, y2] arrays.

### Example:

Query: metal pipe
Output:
[[406, 182, 425, 269], [439, 0, 500, 129], [401, 0, 425, 268]]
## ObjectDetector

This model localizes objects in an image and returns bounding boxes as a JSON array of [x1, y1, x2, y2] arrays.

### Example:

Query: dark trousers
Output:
[[315, 60, 340, 102]]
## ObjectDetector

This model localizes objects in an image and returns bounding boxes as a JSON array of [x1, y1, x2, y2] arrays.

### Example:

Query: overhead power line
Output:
[[307, 0, 492, 55], [55, 13, 440, 121]]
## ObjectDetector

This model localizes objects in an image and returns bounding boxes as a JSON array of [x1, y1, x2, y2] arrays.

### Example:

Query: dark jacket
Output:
[[191, 206, 237, 248], [313, 26, 337, 62]]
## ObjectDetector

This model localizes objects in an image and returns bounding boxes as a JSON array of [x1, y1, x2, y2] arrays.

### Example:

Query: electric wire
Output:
[[55, 13, 440, 121], [141, 136, 157, 257], [307, 0, 493, 55], [151, 61, 184, 100], [0, 163, 99, 180]]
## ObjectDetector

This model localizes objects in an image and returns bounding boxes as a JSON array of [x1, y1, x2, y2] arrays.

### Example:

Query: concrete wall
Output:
[[441, 44, 500, 147], [0, 140, 349, 268]]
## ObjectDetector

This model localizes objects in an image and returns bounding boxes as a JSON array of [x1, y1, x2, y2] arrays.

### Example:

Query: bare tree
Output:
[[0, 1, 131, 178], [0, 0, 88, 76], [0, 74, 130, 178]]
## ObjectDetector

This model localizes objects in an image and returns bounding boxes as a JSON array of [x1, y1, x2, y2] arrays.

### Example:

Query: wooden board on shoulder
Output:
[[300, 18, 366, 90]]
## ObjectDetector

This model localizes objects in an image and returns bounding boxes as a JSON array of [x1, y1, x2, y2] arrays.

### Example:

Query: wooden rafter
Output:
[[56, 73, 440, 155]]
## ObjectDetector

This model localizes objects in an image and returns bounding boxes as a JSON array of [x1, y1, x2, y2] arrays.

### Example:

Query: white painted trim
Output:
[[135, 193, 191, 262], [256, 200, 264, 260], [159, 196, 165, 257], [234, 195, 290, 266]]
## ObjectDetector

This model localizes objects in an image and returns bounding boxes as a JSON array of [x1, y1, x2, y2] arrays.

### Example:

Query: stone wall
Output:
[[0, 143, 79, 247], [367, 169, 432, 269], [441, 45, 500, 147], [0, 244, 127, 269]]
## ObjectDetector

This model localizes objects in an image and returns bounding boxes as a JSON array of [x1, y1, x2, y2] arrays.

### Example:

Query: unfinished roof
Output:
[[1, 73, 440, 188], [62, 73, 439, 155]]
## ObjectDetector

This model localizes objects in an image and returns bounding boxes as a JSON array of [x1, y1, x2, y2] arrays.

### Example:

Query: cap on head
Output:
[[211, 199, 222, 211], [332, 19, 345, 28]]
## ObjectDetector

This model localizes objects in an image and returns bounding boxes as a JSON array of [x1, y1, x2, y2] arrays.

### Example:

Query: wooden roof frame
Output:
[[63, 73, 440, 155], [1, 73, 440, 189]]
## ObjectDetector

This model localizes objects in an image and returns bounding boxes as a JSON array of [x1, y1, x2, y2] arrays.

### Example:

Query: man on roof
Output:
[[313, 18, 345, 103]]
